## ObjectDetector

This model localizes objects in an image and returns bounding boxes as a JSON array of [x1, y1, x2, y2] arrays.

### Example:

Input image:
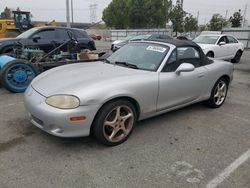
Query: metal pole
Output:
[[242, 4, 247, 28], [197, 11, 199, 24], [71, 0, 74, 24], [66, 0, 71, 28]]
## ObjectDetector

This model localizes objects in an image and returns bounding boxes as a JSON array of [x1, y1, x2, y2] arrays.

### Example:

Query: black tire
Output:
[[92, 100, 137, 146], [205, 78, 228, 108], [206, 52, 214, 58], [0, 60, 37, 93], [231, 50, 242, 63]]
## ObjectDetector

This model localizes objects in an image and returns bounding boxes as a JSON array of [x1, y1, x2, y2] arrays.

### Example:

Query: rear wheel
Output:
[[231, 50, 242, 63], [92, 100, 137, 146], [205, 78, 228, 108], [0, 60, 37, 93]]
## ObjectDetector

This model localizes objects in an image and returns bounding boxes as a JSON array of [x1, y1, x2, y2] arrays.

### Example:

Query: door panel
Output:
[[157, 67, 207, 111], [227, 36, 239, 58], [215, 36, 229, 59], [31, 29, 55, 53]]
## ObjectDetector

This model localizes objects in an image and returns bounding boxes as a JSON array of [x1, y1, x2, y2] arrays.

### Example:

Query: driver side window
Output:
[[163, 47, 201, 72], [36, 30, 55, 39], [218, 36, 228, 44]]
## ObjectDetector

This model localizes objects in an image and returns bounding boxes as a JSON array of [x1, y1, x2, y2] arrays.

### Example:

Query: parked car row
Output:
[[112, 33, 244, 63], [111, 34, 171, 51]]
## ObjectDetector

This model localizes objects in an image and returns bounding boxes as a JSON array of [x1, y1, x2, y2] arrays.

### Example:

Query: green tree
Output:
[[198, 25, 208, 32], [209, 14, 227, 31], [144, 0, 172, 28], [230, 9, 242, 27], [170, 0, 186, 35], [102, 0, 129, 29], [127, 0, 146, 28], [0, 7, 12, 19], [102, 0, 172, 29], [184, 14, 198, 32]]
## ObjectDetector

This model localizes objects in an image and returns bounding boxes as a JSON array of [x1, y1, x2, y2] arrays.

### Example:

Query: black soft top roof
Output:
[[144, 38, 213, 66]]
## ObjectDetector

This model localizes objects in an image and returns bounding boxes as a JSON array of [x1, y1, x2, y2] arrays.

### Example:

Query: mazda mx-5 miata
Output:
[[24, 39, 234, 146]]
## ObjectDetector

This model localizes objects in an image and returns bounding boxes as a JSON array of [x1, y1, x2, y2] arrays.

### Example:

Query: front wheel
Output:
[[92, 100, 137, 146], [205, 78, 228, 108], [231, 51, 242, 63], [1, 60, 37, 93]]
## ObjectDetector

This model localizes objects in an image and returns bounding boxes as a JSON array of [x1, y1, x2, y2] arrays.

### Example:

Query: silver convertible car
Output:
[[24, 39, 234, 146]]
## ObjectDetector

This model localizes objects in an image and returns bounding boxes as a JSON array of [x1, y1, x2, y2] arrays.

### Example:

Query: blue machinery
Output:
[[0, 55, 36, 92]]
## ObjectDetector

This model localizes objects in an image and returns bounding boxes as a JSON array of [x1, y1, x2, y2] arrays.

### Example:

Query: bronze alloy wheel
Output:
[[103, 105, 134, 143]]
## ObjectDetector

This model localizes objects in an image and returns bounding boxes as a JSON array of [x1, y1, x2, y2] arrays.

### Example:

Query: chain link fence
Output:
[[222, 28, 250, 49]]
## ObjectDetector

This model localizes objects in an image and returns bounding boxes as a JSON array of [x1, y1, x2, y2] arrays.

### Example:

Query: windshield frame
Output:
[[106, 41, 170, 72], [16, 27, 39, 39]]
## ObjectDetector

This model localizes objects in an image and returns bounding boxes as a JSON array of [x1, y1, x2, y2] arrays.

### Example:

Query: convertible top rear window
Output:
[[107, 42, 169, 71]]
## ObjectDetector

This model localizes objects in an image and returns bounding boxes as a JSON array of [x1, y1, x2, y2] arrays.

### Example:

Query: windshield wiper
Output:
[[104, 59, 111, 64], [115, 61, 139, 69]]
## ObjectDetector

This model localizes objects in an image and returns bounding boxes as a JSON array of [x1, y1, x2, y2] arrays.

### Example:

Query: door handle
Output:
[[198, 74, 205, 78]]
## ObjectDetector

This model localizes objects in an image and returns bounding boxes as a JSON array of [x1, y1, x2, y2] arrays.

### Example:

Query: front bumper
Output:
[[24, 85, 100, 137]]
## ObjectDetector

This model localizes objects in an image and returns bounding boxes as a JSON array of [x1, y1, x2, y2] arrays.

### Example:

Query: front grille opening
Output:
[[31, 115, 44, 126]]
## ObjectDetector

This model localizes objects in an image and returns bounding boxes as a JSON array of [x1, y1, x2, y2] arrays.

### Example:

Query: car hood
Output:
[[196, 43, 215, 50], [32, 61, 147, 98], [112, 40, 123, 45], [0, 38, 19, 43]]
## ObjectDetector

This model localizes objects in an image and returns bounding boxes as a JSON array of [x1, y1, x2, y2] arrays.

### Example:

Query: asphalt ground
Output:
[[0, 44, 249, 188]]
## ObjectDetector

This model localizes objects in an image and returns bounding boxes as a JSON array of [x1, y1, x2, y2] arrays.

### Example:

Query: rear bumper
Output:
[[24, 85, 100, 137]]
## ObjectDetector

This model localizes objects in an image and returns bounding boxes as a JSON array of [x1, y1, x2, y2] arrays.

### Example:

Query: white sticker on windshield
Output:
[[146, 46, 167, 53]]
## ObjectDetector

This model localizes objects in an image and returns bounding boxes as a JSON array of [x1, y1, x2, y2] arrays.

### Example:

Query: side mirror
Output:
[[175, 63, 195, 75], [219, 41, 226, 46], [32, 35, 41, 42]]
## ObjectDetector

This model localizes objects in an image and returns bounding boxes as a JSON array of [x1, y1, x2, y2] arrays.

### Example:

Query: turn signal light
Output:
[[70, 116, 86, 121]]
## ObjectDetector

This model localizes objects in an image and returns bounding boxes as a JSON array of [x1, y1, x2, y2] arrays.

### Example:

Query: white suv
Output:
[[193, 34, 244, 63]]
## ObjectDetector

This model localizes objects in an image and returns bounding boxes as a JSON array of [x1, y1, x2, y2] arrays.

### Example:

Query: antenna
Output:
[[89, 4, 98, 23]]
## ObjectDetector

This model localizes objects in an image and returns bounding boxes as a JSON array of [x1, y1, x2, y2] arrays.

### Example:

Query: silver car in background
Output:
[[24, 39, 234, 146]]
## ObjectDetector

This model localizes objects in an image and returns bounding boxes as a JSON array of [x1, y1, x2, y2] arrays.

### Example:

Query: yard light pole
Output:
[[66, 0, 71, 27], [71, 0, 74, 24]]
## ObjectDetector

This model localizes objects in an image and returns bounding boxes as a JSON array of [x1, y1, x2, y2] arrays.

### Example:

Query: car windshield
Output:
[[193, 35, 219, 44], [16, 28, 39, 39], [106, 42, 169, 71]]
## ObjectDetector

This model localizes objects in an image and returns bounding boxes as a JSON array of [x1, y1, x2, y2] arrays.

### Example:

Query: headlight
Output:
[[0, 43, 2, 46], [46, 95, 80, 109]]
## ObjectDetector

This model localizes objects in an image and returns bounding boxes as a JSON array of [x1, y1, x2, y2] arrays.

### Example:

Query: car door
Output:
[[157, 47, 207, 111], [30, 28, 56, 53], [55, 28, 70, 52], [226, 36, 239, 58], [215, 36, 229, 59]]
